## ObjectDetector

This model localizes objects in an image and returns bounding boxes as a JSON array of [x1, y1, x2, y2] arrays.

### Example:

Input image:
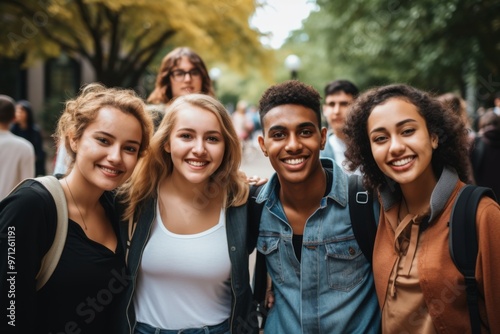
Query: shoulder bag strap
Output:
[[449, 184, 496, 334], [348, 174, 377, 264], [35, 175, 68, 291]]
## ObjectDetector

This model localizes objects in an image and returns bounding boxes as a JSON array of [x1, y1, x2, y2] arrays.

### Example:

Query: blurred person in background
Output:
[[11, 100, 46, 176], [232, 100, 254, 149], [0, 95, 35, 200], [469, 110, 500, 197], [436, 92, 475, 140], [320, 79, 360, 174], [493, 91, 500, 116]]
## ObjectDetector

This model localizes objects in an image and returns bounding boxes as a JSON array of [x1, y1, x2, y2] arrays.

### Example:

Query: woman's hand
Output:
[[265, 275, 274, 309], [239, 170, 268, 186]]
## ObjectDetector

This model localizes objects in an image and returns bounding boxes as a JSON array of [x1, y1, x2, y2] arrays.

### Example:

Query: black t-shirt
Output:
[[36, 220, 126, 333], [0, 181, 126, 334], [292, 168, 333, 262]]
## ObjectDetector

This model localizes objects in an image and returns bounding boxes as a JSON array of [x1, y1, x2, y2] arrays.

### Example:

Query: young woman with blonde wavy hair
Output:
[[119, 94, 258, 334]]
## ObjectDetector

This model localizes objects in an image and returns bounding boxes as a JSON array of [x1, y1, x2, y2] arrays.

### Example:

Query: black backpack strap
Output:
[[348, 174, 377, 264], [248, 185, 267, 326], [449, 185, 497, 334]]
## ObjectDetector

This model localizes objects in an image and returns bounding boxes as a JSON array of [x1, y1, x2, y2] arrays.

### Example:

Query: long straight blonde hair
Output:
[[119, 94, 248, 221]]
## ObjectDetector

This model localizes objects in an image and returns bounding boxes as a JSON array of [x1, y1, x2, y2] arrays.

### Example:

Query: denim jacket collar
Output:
[[255, 158, 348, 208]]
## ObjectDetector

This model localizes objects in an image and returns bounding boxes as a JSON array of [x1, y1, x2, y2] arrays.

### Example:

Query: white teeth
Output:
[[101, 166, 119, 174], [284, 158, 305, 165], [187, 161, 207, 167], [392, 157, 413, 166]]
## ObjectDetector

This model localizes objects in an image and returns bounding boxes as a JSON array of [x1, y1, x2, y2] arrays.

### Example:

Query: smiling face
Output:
[[259, 104, 327, 185], [170, 56, 203, 98], [165, 105, 225, 185], [70, 107, 143, 191], [367, 98, 438, 187]]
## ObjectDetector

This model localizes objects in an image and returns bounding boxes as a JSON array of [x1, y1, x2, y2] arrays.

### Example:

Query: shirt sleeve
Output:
[[476, 197, 500, 332], [0, 182, 57, 333]]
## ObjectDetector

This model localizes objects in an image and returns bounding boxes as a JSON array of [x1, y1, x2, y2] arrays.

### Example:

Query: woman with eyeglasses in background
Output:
[[146, 47, 215, 129]]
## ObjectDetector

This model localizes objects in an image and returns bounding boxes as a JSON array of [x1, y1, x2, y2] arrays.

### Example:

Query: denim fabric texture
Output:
[[255, 158, 381, 333], [134, 319, 230, 334]]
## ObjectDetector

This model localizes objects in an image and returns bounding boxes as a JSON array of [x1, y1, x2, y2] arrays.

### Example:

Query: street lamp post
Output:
[[209, 67, 221, 92], [284, 54, 301, 80]]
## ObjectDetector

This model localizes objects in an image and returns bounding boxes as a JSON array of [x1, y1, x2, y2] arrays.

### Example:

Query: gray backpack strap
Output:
[[35, 176, 68, 291]]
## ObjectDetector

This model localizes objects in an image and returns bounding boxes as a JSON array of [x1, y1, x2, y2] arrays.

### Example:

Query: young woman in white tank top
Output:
[[119, 94, 258, 334]]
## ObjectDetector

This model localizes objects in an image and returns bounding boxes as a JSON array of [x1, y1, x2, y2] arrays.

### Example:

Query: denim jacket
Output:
[[255, 158, 381, 333], [119, 197, 258, 334]]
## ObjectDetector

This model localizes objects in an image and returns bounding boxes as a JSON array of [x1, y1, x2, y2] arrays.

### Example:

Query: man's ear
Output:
[[320, 127, 327, 150], [258, 135, 268, 157]]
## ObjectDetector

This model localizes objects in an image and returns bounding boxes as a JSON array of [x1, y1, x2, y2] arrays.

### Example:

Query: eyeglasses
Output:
[[170, 69, 202, 82]]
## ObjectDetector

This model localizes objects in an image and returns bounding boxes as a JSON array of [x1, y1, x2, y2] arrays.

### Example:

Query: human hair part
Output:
[[258, 80, 322, 132], [0, 95, 16, 123], [478, 110, 500, 131], [55, 83, 153, 173], [324, 80, 359, 99], [344, 84, 470, 190], [147, 47, 214, 104], [120, 94, 248, 221]]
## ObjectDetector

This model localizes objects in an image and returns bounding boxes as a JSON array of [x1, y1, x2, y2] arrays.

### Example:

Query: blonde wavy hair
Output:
[[55, 83, 153, 173], [120, 94, 248, 221]]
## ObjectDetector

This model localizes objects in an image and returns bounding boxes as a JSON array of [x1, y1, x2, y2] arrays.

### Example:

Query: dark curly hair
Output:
[[344, 84, 470, 191], [258, 80, 322, 132]]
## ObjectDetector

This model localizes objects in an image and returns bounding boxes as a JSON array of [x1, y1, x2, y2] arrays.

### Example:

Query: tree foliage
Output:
[[0, 0, 271, 88], [292, 0, 500, 104]]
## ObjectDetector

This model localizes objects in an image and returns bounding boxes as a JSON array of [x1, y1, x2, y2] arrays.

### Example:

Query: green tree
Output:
[[295, 0, 500, 104], [0, 0, 271, 88]]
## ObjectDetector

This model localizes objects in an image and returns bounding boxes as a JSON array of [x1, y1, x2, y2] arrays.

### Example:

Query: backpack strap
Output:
[[34, 176, 68, 291], [348, 174, 377, 263], [248, 185, 267, 327], [449, 184, 496, 334]]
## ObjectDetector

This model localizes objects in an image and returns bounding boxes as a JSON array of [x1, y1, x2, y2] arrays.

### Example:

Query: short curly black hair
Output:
[[343, 84, 470, 191], [258, 80, 322, 131]]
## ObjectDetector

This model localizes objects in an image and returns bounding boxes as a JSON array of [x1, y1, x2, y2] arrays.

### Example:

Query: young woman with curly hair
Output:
[[0, 83, 153, 333], [343, 84, 500, 333]]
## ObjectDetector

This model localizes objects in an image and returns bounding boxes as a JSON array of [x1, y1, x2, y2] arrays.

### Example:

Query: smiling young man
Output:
[[253, 81, 380, 333]]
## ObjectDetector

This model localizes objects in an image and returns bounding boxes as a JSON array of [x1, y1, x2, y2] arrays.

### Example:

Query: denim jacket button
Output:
[[263, 244, 267, 251], [348, 247, 356, 255], [230, 246, 236, 252]]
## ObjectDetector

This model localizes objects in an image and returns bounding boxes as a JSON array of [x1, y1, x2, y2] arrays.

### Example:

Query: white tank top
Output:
[[134, 204, 231, 329]]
